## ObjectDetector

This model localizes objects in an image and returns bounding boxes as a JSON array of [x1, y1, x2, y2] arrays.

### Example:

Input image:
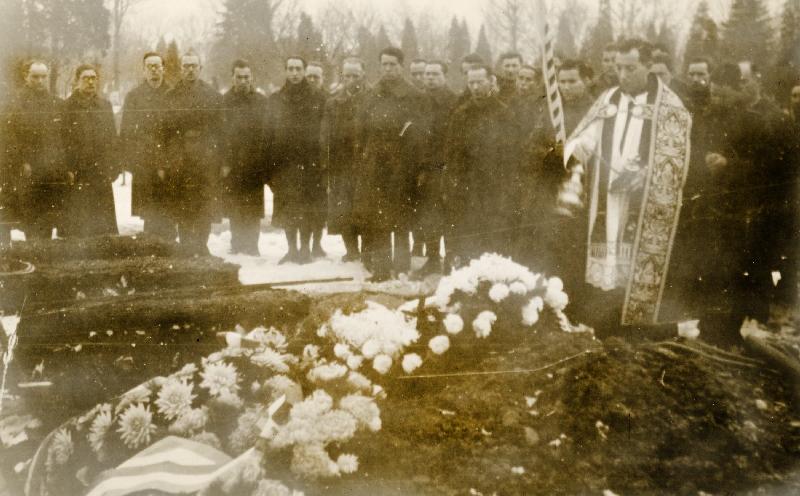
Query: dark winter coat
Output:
[[162, 79, 224, 223], [120, 81, 169, 220], [1, 87, 65, 228], [220, 87, 268, 219], [320, 87, 367, 234], [60, 91, 119, 237], [352, 76, 430, 232], [266, 80, 326, 228]]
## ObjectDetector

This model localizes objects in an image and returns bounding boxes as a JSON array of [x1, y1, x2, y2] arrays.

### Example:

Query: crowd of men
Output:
[[1, 38, 797, 337]]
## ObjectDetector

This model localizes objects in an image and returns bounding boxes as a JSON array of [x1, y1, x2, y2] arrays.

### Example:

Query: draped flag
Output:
[[536, 0, 566, 144]]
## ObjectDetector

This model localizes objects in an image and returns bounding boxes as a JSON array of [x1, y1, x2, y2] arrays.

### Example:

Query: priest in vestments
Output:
[[562, 39, 692, 333]]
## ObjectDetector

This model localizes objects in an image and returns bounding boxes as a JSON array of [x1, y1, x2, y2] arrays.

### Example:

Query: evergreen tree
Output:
[[684, 1, 719, 64], [164, 40, 180, 87], [580, 0, 614, 72], [555, 8, 578, 59], [156, 37, 168, 58], [656, 23, 677, 56], [296, 12, 324, 62], [447, 17, 471, 67], [721, 0, 773, 64], [645, 21, 658, 44], [401, 18, 420, 60], [376, 24, 392, 52], [475, 24, 492, 67]]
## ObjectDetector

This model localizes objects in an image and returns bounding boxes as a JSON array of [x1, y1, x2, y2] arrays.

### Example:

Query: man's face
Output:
[[26, 63, 49, 91], [791, 86, 800, 108], [517, 68, 537, 93], [467, 68, 492, 99], [306, 66, 323, 90], [558, 68, 586, 103], [501, 57, 522, 81], [286, 59, 305, 85], [424, 64, 446, 89], [602, 50, 617, 77], [410, 62, 426, 84], [232, 67, 252, 92], [342, 63, 365, 93], [380, 54, 402, 81], [77, 69, 98, 95], [181, 55, 201, 82], [616, 49, 650, 96], [687, 63, 710, 87], [143, 55, 163, 86], [650, 63, 672, 86]]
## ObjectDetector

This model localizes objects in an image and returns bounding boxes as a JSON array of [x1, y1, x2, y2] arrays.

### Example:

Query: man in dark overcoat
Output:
[[2, 61, 65, 240], [320, 57, 368, 262], [121, 52, 174, 240], [220, 59, 268, 256], [352, 47, 429, 281], [60, 64, 118, 237], [267, 56, 326, 264], [445, 63, 519, 265], [162, 52, 224, 256]]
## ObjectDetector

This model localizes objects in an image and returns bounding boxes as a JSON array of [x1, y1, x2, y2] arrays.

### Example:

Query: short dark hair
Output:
[[603, 43, 618, 54], [615, 38, 653, 65], [411, 58, 427, 66], [231, 58, 250, 73], [462, 53, 484, 65], [687, 56, 714, 73], [499, 51, 523, 64], [379, 47, 405, 66], [426, 59, 449, 75], [285, 56, 307, 69], [74, 64, 97, 80], [342, 57, 366, 71], [142, 52, 162, 64], [468, 63, 493, 79], [558, 59, 591, 80]]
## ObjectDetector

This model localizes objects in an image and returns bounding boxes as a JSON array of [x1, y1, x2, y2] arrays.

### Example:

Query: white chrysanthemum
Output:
[[337, 454, 358, 474], [264, 375, 303, 403], [290, 442, 340, 479], [88, 405, 113, 453], [117, 403, 156, 450], [248, 327, 288, 351], [546, 277, 564, 292], [428, 335, 451, 355], [308, 363, 348, 383], [334, 343, 351, 360], [251, 348, 291, 373], [168, 407, 208, 436], [402, 353, 422, 373], [290, 390, 333, 421], [443, 314, 464, 335], [372, 354, 393, 374], [50, 428, 73, 465], [488, 283, 510, 302], [473, 311, 497, 338], [544, 289, 569, 310], [303, 345, 320, 361], [340, 394, 381, 431], [346, 354, 364, 370], [200, 362, 240, 397], [522, 296, 545, 326], [314, 410, 357, 443], [116, 385, 151, 415], [361, 339, 381, 359], [509, 281, 528, 294], [155, 379, 196, 420], [347, 372, 372, 391]]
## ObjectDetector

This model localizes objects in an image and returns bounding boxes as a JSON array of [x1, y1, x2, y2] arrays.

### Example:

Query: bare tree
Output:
[[484, 0, 541, 64], [109, 0, 144, 90]]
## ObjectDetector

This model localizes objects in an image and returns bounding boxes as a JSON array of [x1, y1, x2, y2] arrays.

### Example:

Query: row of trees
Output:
[[1, 0, 800, 102]]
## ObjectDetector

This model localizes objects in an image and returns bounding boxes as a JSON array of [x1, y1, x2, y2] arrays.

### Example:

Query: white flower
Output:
[[473, 311, 497, 338], [168, 407, 208, 436], [337, 454, 359, 474], [340, 394, 381, 431], [155, 379, 196, 420], [334, 343, 351, 360], [290, 442, 340, 479], [509, 281, 528, 294], [346, 354, 364, 370], [522, 296, 544, 326], [117, 403, 156, 449], [248, 327, 288, 351], [50, 428, 73, 465], [251, 348, 290, 373], [361, 339, 381, 359], [443, 314, 464, 335], [308, 363, 348, 383], [402, 353, 422, 373], [264, 375, 303, 404], [488, 283, 510, 302], [314, 410, 357, 443], [88, 405, 113, 453], [372, 354, 393, 374], [546, 277, 564, 292], [200, 362, 240, 397], [544, 277, 569, 310], [428, 335, 451, 355], [347, 372, 372, 391], [303, 345, 320, 361], [290, 390, 333, 421]]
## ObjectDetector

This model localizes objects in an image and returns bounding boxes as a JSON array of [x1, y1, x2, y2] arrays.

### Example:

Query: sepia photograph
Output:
[[0, 0, 799, 493]]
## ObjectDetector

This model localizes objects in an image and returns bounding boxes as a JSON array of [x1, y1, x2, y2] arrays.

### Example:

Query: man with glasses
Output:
[[60, 65, 119, 237], [121, 52, 175, 241], [163, 51, 223, 256]]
